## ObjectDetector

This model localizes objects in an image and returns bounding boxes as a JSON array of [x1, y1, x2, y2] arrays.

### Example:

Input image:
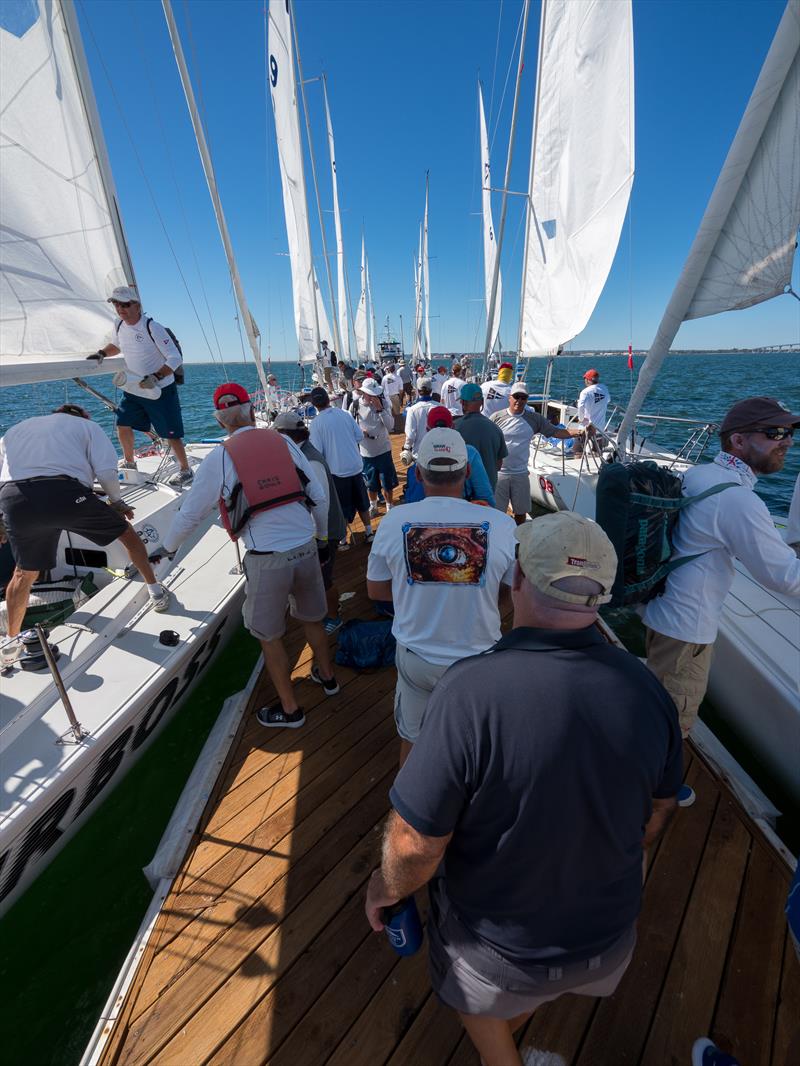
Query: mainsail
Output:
[[0, 0, 133, 387], [267, 0, 320, 363], [519, 0, 634, 354], [322, 79, 349, 361], [354, 236, 368, 361], [422, 175, 432, 359], [618, 0, 800, 447], [413, 231, 423, 361], [479, 83, 502, 354]]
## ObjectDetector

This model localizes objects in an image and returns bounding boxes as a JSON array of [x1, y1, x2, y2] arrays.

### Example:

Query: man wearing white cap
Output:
[[492, 384, 583, 523], [366, 512, 681, 1066], [352, 378, 398, 515], [401, 378, 438, 466], [88, 286, 192, 487], [367, 428, 517, 766]]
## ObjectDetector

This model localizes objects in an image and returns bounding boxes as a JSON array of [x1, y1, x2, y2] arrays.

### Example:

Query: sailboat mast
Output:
[[516, 0, 547, 356], [422, 173, 432, 360], [289, 0, 341, 362], [483, 0, 532, 359], [322, 75, 349, 362], [162, 0, 266, 389]]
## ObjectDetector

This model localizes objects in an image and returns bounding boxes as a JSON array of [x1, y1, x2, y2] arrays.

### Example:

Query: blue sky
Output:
[[77, 0, 799, 362]]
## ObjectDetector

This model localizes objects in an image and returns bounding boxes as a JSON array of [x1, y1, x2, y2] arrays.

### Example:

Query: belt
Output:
[[247, 549, 275, 556], [12, 475, 79, 484]]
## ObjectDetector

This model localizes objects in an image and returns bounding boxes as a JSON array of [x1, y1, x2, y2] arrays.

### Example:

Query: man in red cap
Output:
[[151, 383, 338, 729], [575, 368, 611, 455], [644, 396, 800, 793]]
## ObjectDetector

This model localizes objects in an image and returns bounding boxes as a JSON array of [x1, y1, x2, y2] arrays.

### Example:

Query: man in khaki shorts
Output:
[[366, 513, 682, 1065], [152, 382, 339, 728]]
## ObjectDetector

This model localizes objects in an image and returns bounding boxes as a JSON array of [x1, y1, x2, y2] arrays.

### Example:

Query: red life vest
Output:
[[218, 428, 310, 539]]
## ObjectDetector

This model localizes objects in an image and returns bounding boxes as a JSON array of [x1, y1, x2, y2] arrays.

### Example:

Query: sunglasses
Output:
[[112, 301, 134, 309], [752, 426, 795, 441]]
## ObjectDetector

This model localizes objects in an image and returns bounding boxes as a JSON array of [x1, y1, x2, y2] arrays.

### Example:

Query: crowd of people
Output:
[[1, 303, 798, 1064]]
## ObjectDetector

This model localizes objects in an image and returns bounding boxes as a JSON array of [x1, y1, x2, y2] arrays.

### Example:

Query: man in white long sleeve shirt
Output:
[[88, 286, 192, 488], [644, 396, 800, 744], [152, 383, 338, 729], [0, 405, 169, 657], [402, 379, 438, 465], [787, 473, 800, 556], [353, 379, 398, 514]]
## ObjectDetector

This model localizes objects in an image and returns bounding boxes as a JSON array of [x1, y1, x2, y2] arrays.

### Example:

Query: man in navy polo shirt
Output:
[[366, 512, 682, 1066]]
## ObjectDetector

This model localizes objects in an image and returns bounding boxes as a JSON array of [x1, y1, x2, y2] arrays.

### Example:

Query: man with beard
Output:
[[644, 397, 800, 787]]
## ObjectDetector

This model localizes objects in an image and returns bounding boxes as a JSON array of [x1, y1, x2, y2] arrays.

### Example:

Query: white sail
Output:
[[479, 84, 502, 353], [354, 236, 368, 360], [313, 267, 333, 354], [162, 0, 266, 391], [366, 255, 375, 359], [618, 0, 799, 447], [413, 231, 423, 360], [422, 177, 432, 359], [322, 81, 350, 361], [0, 0, 133, 387], [519, 0, 634, 354], [267, 0, 320, 363]]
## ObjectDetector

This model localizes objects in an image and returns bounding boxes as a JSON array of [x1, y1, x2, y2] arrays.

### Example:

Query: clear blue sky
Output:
[[77, 0, 799, 362]]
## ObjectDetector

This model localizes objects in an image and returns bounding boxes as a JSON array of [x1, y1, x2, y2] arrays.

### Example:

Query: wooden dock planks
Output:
[[98, 431, 797, 1066]]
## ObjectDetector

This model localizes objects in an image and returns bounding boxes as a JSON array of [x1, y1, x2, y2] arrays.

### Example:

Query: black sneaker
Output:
[[256, 704, 305, 729], [310, 665, 340, 696]]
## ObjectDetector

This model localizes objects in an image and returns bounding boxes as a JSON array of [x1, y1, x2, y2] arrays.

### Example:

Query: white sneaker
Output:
[[149, 587, 171, 613], [118, 459, 138, 471], [368, 504, 380, 519]]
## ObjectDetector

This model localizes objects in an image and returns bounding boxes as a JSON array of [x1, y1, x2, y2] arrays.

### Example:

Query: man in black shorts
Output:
[[0, 405, 170, 661], [366, 512, 682, 1065]]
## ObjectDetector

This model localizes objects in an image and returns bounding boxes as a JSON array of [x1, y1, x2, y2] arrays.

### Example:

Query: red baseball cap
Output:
[[499, 362, 514, 370], [583, 368, 599, 380], [426, 405, 453, 429], [213, 382, 251, 409]]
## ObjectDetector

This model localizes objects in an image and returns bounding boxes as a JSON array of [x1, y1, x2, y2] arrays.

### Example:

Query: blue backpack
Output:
[[335, 619, 396, 670]]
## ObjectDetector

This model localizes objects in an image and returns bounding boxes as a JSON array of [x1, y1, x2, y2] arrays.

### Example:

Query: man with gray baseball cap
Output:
[[366, 511, 682, 1066], [644, 395, 800, 766]]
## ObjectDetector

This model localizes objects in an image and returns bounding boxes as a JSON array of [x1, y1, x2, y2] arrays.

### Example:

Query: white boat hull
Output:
[[0, 446, 247, 915]]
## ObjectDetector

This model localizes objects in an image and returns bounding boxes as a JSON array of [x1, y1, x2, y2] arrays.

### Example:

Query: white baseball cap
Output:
[[107, 285, 141, 305], [510, 382, 529, 397], [359, 378, 383, 397], [416, 428, 468, 472]]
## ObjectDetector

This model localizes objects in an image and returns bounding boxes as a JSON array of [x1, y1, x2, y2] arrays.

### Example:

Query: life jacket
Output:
[[219, 429, 311, 540]]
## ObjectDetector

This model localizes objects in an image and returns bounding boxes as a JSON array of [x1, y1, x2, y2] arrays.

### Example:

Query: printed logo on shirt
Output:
[[402, 522, 489, 586]]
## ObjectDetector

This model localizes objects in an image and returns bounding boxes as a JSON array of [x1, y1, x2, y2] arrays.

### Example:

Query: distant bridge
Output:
[[750, 343, 799, 352]]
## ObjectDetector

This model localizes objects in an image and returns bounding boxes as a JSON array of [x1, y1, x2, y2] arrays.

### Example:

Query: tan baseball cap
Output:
[[417, 428, 468, 472], [514, 512, 617, 606]]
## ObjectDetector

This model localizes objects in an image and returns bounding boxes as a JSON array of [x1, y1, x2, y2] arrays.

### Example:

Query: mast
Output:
[[616, 0, 799, 450], [483, 0, 532, 359], [289, 0, 341, 368], [422, 173, 432, 360], [322, 75, 349, 361], [162, 0, 266, 390]]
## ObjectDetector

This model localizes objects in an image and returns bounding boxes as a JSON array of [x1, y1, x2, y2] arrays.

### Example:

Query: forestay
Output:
[[479, 84, 502, 354], [267, 0, 320, 363], [0, 0, 132, 387], [519, 0, 634, 355], [323, 81, 350, 361]]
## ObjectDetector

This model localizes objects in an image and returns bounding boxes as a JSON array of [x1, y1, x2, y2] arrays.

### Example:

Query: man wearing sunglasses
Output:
[[89, 286, 191, 488], [644, 396, 800, 776]]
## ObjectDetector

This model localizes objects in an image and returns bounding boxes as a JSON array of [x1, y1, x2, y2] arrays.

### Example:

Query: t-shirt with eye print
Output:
[[366, 496, 517, 665]]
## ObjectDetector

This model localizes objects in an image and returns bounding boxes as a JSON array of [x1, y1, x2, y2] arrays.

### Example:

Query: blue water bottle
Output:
[[383, 896, 423, 956]]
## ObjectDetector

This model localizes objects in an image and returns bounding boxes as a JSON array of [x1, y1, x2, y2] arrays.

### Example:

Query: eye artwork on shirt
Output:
[[402, 522, 489, 586]]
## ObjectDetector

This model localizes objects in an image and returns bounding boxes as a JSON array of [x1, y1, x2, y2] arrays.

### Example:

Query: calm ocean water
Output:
[[2, 351, 797, 510], [0, 350, 798, 1065]]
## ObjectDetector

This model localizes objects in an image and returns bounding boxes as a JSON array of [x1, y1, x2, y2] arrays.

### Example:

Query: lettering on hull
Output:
[[0, 617, 227, 907]]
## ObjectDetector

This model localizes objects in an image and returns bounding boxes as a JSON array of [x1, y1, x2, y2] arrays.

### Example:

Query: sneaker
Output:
[[368, 504, 380, 519], [323, 615, 343, 635], [364, 530, 375, 544], [692, 1038, 741, 1066], [310, 664, 340, 696], [168, 467, 194, 488], [678, 783, 696, 807], [118, 459, 138, 471], [339, 537, 351, 552], [256, 704, 305, 729], [149, 587, 171, 613]]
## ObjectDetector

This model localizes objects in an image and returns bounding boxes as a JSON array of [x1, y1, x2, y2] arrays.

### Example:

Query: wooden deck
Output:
[[96, 434, 799, 1066]]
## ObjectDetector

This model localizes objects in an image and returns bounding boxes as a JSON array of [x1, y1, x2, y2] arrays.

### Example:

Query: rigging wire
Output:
[[487, 0, 504, 134], [489, 1, 524, 156], [181, 0, 249, 366], [77, 0, 228, 375], [129, 2, 229, 378]]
